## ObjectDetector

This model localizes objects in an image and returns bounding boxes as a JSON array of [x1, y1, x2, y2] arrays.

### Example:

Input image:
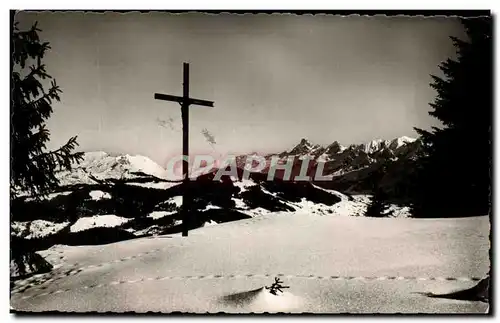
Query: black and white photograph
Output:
[[9, 10, 492, 314]]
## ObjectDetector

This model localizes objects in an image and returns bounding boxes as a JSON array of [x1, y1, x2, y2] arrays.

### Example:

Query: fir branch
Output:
[[11, 22, 83, 199]]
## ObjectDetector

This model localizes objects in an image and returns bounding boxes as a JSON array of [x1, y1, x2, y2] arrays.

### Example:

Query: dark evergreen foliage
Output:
[[263, 180, 341, 205], [240, 185, 295, 212], [11, 21, 84, 199], [365, 189, 389, 218], [411, 17, 492, 218], [10, 250, 53, 280]]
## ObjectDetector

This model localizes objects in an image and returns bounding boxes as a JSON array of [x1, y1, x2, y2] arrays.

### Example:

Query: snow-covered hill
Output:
[[11, 215, 489, 313], [11, 173, 412, 247], [56, 152, 170, 186]]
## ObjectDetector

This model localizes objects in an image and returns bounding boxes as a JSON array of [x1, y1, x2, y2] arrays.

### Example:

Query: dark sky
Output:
[[15, 12, 464, 166]]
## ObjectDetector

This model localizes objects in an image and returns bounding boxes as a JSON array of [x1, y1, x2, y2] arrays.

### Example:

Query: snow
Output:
[[11, 215, 489, 313], [316, 153, 329, 162], [126, 182, 180, 190], [204, 205, 222, 211], [133, 225, 166, 237], [361, 139, 390, 154], [311, 185, 414, 217], [390, 136, 417, 150], [168, 196, 183, 208], [11, 220, 70, 239], [243, 207, 273, 217], [70, 215, 131, 233], [290, 198, 328, 214], [232, 179, 257, 193], [231, 184, 405, 218], [351, 137, 417, 154], [307, 144, 323, 157], [300, 139, 313, 150], [285, 138, 315, 155], [148, 211, 176, 220], [232, 198, 248, 209], [89, 190, 111, 201], [221, 287, 303, 313], [56, 152, 171, 186], [249, 289, 303, 313], [123, 154, 169, 178], [24, 191, 72, 202], [312, 185, 412, 218], [190, 164, 218, 179], [154, 196, 183, 211], [10, 252, 53, 279], [329, 195, 370, 217], [55, 168, 96, 186], [52, 137, 418, 189], [204, 220, 218, 227], [260, 186, 278, 197], [285, 194, 368, 217], [309, 185, 370, 217], [384, 205, 412, 218]]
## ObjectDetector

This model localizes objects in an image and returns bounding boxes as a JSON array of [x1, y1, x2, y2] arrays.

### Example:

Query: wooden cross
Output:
[[154, 63, 214, 237]]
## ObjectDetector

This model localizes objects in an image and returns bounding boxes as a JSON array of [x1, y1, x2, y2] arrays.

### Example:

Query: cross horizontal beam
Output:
[[154, 93, 214, 107]]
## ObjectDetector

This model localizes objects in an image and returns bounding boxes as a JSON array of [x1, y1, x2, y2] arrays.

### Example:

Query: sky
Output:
[[15, 12, 465, 166]]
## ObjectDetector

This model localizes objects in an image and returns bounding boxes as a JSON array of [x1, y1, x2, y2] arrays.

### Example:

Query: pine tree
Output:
[[364, 163, 390, 217], [11, 22, 84, 199], [412, 17, 492, 218], [365, 189, 389, 218]]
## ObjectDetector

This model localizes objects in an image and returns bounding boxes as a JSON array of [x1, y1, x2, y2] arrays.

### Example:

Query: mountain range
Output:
[[233, 136, 421, 196], [246, 135, 420, 175], [51, 136, 421, 195]]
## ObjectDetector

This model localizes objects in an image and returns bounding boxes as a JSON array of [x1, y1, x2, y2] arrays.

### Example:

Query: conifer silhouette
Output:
[[365, 189, 389, 218], [412, 17, 492, 217], [11, 21, 84, 199]]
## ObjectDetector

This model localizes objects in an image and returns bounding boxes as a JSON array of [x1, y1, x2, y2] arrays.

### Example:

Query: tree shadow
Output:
[[219, 287, 264, 307], [417, 277, 489, 303]]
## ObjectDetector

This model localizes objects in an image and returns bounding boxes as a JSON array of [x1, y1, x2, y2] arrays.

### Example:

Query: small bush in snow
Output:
[[265, 277, 290, 295], [365, 190, 390, 218]]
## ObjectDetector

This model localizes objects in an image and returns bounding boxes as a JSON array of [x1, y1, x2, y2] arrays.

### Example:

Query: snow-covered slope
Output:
[[56, 152, 170, 186], [11, 220, 70, 239], [10, 186, 407, 242], [70, 215, 131, 233], [11, 215, 489, 313]]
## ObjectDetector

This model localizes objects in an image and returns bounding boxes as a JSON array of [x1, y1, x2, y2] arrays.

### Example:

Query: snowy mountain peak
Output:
[[299, 138, 312, 145], [58, 152, 170, 186], [389, 136, 417, 150], [277, 135, 417, 165], [288, 138, 317, 155], [325, 141, 346, 154], [359, 139, 390, 154], [297, 138, 314, 150]]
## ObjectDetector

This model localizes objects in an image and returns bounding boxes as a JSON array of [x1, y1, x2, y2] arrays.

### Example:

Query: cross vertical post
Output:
[[154, 63, 214, 237], [181, 63, 190, 237]]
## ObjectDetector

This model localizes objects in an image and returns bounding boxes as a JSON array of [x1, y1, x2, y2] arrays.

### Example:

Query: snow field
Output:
[[11, 214, 489, 313]]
